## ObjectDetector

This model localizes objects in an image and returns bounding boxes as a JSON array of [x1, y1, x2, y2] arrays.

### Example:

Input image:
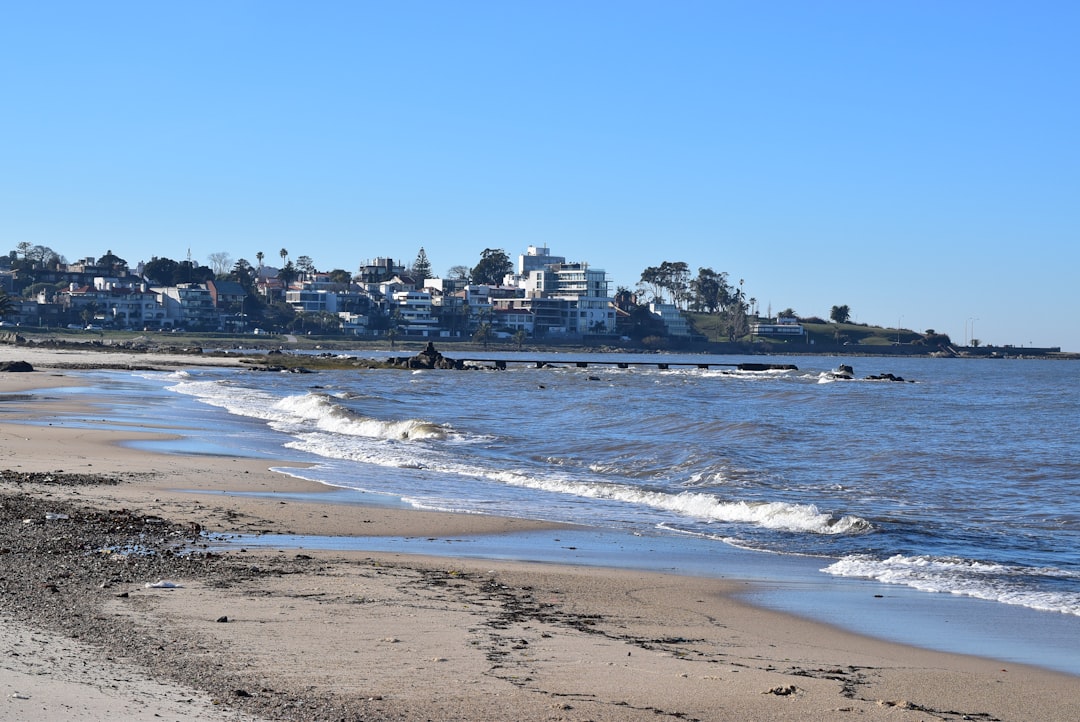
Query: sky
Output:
[[2, 2, 1077, 351]]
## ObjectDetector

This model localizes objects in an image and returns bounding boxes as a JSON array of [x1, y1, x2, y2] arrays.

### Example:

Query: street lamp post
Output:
[[897, 316, 903, 345]]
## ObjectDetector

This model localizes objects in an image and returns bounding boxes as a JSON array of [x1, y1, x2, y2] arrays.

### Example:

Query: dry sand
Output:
[[0, 345, 1078, 721]]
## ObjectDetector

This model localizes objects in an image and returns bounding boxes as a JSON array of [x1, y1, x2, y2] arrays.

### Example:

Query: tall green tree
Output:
[[411, 247, 433, 282], [470, 248, 512, 286], [689, 267, 730, 313], [639, 261, 689, 306], [296, 255, 315, 280], [229, 259, 256, 289], [278, 261, 298, 287]]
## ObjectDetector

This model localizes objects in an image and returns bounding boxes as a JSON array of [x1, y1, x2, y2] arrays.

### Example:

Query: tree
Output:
[[79, 301, 100, 327], [97, 250, 128, 272], [208, 252, 232, 276], [278, 261, 298, 287], [512, 328, 527, 350], [727, 280, 749, 341], [412, 247, 433, 282], [24, 244, 61, 268], [472, 322, 494, 349], [261, 301, 296, 332], [624, 304, 667, 340], [327, 268, 353, 287], [639, 261, 690, 307], [279, 248, 288, 266], [447, 265, 471, 282], [638, 265, 666, 303], [470, 249, 512, 286], [829, 305, 852, 324], [255, 251, 265, 270], [689, 267, 730, 313], [0, 290, 13, 320], [142, 257, 212, 285], [174, 260, 214, 285], [229, 259, 255, 289], [314, 311, 340, 333], [664, 261, 691, 309], [296, 255, 315, 281], [142, 257, 179, 285]]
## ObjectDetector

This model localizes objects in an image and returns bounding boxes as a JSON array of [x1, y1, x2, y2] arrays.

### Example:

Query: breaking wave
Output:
[[823, 554, 1080, 616]]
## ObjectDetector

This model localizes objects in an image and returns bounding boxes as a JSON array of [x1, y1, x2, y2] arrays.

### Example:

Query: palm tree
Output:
[[279, 248, 288, 266], [256, 251, 264, 269], [473, 322, 493, 349]]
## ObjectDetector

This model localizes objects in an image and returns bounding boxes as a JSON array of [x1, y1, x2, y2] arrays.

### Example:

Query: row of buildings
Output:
[[1, 246, 698, 339]]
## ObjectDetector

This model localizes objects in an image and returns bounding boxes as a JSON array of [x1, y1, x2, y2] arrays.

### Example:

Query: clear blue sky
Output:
[[2, 2, 1077, 350]]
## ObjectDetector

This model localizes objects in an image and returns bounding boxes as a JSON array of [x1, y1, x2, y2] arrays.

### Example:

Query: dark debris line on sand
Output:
[[0, 472, 370, 720]]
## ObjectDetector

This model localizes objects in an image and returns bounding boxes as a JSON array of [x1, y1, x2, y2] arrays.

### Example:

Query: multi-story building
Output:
[[499, 251, 616, 336], [153, 283, 219, 329], [392, 290, 441, 336], [517, 245, 565, 277], [59, 278, 161, 329], [285, 287, 340, 314]]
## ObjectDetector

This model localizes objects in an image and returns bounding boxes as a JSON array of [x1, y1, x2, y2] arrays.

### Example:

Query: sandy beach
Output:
[[1, 344, 1078, 721]]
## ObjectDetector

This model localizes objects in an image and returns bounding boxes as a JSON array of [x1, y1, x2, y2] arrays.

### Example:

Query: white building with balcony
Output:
[[392, 290, 441, 336]]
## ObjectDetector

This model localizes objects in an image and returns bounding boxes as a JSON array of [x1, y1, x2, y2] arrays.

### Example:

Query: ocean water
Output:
[[43, 353, 1080, 671]]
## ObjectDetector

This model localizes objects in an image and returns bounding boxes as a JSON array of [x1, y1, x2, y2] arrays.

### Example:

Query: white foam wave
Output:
[[491, 472, 870, 535], [823, 554, 1080, 616], [273, 393, 447, 440], [166, 379, 447, 441]]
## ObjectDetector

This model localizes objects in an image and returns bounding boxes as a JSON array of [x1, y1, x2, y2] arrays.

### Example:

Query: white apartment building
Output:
[[521, 261, 615, 335], [392, 290, 441, 335], [285, 288, 340, 314]]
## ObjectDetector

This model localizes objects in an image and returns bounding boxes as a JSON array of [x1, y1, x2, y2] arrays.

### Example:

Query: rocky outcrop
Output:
[[865, 372, 912, 382], [0, 360, 33, 372], [392, 342, 467, 369]]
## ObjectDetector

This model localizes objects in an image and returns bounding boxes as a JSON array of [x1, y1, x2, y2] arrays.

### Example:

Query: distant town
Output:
[[0, 242, 1064, 357]]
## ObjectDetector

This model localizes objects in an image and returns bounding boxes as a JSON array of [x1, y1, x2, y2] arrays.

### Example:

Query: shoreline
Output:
[[1, 355, 1078, 720]]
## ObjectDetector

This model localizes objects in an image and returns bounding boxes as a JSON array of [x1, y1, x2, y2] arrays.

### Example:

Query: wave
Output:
[[273, 393, 448, 440], [823, 554, 1080, 616], [166, 378, 448, 441]]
